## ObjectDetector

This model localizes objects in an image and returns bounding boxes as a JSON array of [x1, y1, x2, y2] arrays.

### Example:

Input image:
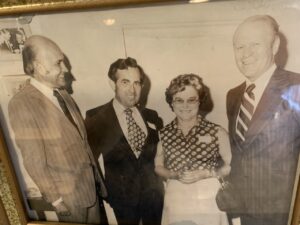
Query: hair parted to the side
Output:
[[108, 57, 145, 83], [165, 73, 206, 110]]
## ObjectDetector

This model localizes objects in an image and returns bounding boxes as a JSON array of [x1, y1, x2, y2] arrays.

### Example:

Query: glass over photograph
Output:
[[0, 1, 299, 225]]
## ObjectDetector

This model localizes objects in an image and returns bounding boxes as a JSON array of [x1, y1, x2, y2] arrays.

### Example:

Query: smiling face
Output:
[[233, 20, 279, 81], [172, 85, 199, 123], [112, 67, 142, 108], [33, 40, 68, 88]]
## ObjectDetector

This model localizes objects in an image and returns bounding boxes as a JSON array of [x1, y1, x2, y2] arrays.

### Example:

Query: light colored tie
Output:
[[124, 108, 146, 155], [53, 88, 107, 197], [236, 84, 256, 141]]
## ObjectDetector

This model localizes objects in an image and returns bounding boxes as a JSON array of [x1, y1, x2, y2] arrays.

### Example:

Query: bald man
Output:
[[226, 15, 300, 225], [8, 35, 106, 224]]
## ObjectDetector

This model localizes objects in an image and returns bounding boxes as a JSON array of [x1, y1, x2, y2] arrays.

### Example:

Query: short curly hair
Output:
[[165, 74, 206, 110]]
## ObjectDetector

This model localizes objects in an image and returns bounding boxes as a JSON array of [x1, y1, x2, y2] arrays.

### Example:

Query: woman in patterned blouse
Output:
[[155, 74, 231, 225]]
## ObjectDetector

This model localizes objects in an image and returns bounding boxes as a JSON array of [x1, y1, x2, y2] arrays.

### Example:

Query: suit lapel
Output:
[[31, 84, 83, 137], [106, 101, 139, 160], [27, 84, 83, 144], [138, 108, 150, 158], [230, 83, 246, 147], [245, 68, 288, 145], [134, 106, 156, 159], [106, 101, 128, 145]]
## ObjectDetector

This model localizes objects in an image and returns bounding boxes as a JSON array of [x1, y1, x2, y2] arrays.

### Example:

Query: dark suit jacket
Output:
[[85, 100, 164, 208], [226, 68, 300, 218], [8, 84, 97, 208]]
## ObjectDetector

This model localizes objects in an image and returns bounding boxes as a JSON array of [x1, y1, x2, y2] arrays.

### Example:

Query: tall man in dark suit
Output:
[[85, 57, 164, 225], [226, 15, 300, 225], [8, 35, 106, 224]]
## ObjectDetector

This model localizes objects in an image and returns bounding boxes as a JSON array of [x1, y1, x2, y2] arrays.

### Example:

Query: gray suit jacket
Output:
[[8, 83, 97, 208], [227, 68, 300, 218]]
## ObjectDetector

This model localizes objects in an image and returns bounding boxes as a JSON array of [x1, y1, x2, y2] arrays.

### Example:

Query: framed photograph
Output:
[[0, 0, 299, 225], [0, 17, 31, 76]]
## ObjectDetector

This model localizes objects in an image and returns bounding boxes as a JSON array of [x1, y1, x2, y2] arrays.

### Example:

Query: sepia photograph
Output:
[[0, 0, 299, 225], [0, 18, 31, 60]]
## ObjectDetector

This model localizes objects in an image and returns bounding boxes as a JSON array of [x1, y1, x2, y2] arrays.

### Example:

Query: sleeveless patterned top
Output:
[[160, 115, 221, 172]]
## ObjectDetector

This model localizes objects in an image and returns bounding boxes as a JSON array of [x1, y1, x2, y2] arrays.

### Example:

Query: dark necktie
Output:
[[53, 89, 76, 127], [236, 84, 256, 141], [53, 88, 107, 197], [124, 108, 146, 155]]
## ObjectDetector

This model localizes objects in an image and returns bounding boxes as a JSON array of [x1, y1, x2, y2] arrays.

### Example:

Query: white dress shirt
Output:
[[235, 64, 276, 139], [30, 78, 62, 112], [113, 98, 148, 157], [246, 63, 277, 112]]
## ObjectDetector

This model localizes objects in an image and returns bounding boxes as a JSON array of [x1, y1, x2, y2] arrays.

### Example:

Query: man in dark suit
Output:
[[8, 35, 106, 224], [85, 57, 164, 225], [226, 15, 300, 225]]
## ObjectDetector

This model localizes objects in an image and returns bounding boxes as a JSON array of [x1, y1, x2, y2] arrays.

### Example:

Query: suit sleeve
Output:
[[8, 98, 61, 203], [226, 89, 234, 122], [85, 111, 103, 161], [85, 112, 95, 150]]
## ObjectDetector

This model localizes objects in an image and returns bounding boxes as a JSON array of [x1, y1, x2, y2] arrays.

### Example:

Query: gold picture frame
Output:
[[0, 1, 299, 225]]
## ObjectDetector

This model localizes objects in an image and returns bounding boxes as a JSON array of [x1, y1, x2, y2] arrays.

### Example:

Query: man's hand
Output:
[[54, 202, 71, 216]]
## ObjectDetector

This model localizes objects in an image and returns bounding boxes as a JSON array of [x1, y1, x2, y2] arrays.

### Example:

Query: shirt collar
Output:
[[30, 78, 54, 97], [112, 98, 138, 116], [174, 114, 203, 133], [245, 63, 276, 88]]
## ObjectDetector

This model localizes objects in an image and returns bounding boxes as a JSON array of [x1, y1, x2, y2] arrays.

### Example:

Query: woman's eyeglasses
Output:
[[172, 97, 199, 106]]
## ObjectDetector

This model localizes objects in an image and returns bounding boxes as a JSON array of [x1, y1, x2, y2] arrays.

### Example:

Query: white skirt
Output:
[[162, 177, 229, 225]]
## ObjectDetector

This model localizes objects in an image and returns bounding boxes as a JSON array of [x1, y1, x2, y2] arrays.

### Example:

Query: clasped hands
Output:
[[170, 165, 231, 184]]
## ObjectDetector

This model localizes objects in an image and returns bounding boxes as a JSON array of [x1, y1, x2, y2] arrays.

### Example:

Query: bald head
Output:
[[23, 35, 61, 76], [233, 15, 280, 81], [233, 15, 279, 44], [22, 35, 68, 88]]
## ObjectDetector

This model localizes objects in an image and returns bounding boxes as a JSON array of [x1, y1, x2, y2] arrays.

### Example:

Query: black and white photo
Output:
[[0, 1, 299, 225]]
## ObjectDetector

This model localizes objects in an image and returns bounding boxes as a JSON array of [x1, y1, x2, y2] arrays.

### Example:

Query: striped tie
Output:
[[236, 84, 256, 141]]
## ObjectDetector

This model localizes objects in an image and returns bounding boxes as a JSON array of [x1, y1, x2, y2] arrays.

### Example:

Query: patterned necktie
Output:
[[124, 108, 146, 154], [236, 83, 256, 141]]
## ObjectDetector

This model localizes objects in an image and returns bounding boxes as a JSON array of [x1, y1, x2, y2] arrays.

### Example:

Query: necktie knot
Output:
[[246, 83, 256, 100], [124, 108, 133, 116], [53, 89, 68, 114], [53, 88, 59, 97]]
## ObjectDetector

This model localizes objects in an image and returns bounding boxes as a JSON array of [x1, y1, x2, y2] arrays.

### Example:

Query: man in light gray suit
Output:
[[226, 15, 300, 225], [8, 35, 106, 224]]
